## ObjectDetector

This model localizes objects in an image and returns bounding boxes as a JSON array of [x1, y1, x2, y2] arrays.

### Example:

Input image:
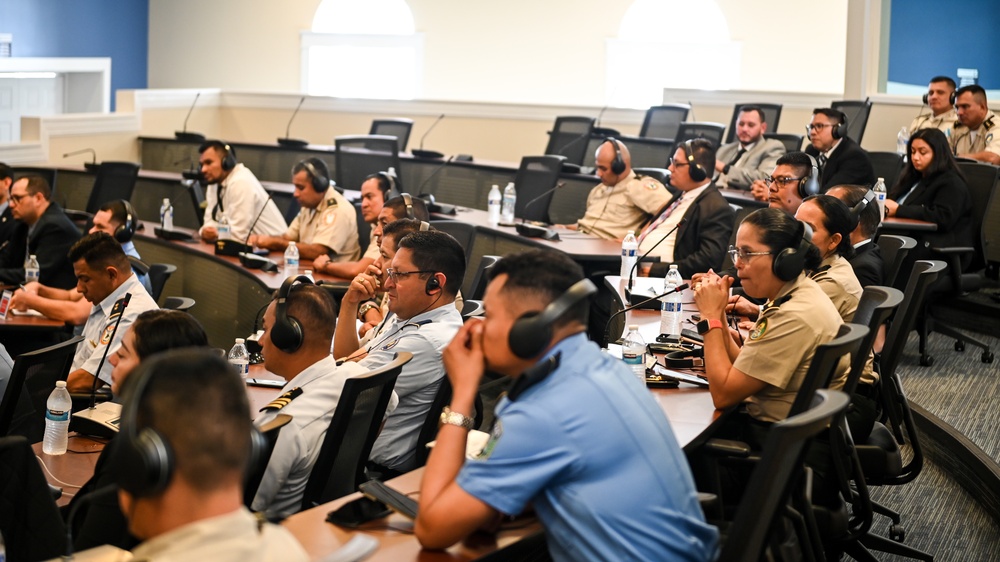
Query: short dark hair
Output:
[[198, 140, 236, 160], [680, 138, 716, 179], [741, 208, 822, 272], [812, 107, 847, 126], [383, 218, 424, 250], [801, 195, 856, 259], [0, 162, 12, 182], [98, 200, 131, 227], [277, 283, 338, 344], [17, 174, 52, 200], [956, 84, 988, 104], [291, 157, 331, 191], [929, 76, 957, 91], [125, 349, 253, 492], [776, 151, 815, 180], [738, 105, 767, 124], [396, 230, 466, 295], [828, 185, 880, 239], [364, 172, 395, 200], [384, 195, 429, 222], [131, 309, 209, 360], [488, 249, 587, 327], [68, 231, 131, 272]]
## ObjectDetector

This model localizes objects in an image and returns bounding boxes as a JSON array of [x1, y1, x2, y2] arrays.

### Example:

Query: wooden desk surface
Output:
[[880, 216, 937, 232], [0, 312, 67, 330], [32, 435, 108, 507]]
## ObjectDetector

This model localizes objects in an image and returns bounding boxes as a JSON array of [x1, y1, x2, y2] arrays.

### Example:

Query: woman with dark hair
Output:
[[692, 208, 845, 429], [884, 127, 974, 267], [67, 309, 209, 551], [796, 194, 863, 321]]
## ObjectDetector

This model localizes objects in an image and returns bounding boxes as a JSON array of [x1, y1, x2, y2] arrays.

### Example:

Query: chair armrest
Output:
[[64, 209, 94, 223], [703, 438, 751, 458], [929, 245, 974, 255]]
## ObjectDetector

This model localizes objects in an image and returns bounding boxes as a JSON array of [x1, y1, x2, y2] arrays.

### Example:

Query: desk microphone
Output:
[[688, 101, 695, 122], [627, 217, 686, 293], [412, 114, 446, 159], [154, 183, 197, 242], [520, 181, 565, 223], [603, 283, 689, 347], [513, 182, 565, 241], [415, 156, 457, 214], [62, 148, 99, 172], [236, 193, 280, 271], [175, 92, 206, 142], [277, 96, 309, 148], [70, 294, 131, 439]]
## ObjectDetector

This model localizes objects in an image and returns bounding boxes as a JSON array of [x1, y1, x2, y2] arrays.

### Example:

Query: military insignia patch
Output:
[[477, 419, 503, 459], [749, 318, 768, 340], [646, 182, 659, 190], [100, 323, 116, 345], [323, 208, 337, 225], [381, 338, 400, 351]]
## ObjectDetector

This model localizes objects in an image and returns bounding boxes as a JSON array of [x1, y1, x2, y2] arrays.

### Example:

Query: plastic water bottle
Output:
[[303, 269, 315, 282], [896, 127, 909, 155], [284, 241, 300, 276], [160, 197, 174, 231], [228, 338, 250, 380], [500, 182, 516, 224], [42, 381, 71, 455], [873, 177, 887, 222], [622, 325, 647, 384], [620, 230, 638, 279], [217, 213, 231, 240], [660, 264, 684, 337], [25, 254, 40, 284], [487, 184, 502, 226]]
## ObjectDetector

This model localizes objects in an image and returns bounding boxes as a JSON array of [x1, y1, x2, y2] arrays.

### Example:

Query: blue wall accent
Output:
[[0, 0, 149, 110], [888, 0, 999, 89]]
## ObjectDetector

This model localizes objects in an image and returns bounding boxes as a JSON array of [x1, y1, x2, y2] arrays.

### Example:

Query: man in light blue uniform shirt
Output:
[[415, 249, 718, 562]]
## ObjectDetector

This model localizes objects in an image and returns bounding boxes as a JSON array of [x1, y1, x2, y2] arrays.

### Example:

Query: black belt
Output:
[[854, 383, 878, 400]]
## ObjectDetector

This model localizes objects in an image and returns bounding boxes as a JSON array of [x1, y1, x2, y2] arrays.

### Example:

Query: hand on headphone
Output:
[[442, 318, 487, 399]]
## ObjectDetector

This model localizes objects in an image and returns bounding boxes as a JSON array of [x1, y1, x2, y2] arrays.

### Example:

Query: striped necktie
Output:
[[638, 197, 682, 245]]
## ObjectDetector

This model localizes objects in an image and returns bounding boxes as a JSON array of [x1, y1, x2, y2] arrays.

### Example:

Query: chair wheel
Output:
[[890, 524, 906, 542], [954, 340, 966, 352], [983, 352, 995, 364], [920, 354, 934, 367]]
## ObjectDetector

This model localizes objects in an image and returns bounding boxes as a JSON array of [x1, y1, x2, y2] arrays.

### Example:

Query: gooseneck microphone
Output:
[[514, 182, 565, 241], [416, 156, 457, 214], [412, 114, 446, 159], [627, 217, 687, 292], [519, 182, 566, 223], [277, 96, 309, 148], [62, 148, 99, 172], [238, 192, 280, 272], [175, 92, 206, 142], [603, 283, 689, 346]]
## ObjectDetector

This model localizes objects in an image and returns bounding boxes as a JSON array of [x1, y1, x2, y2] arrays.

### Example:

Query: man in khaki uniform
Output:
[[949, 85, 1000, 165], [909, 76, 958, 134], [250, 158, 360, 261], [557, 138, 670, 240]]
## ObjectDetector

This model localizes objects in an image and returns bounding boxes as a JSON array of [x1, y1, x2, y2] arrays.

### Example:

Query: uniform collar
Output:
[[93, 274, 142, 317], [280, 355, 340, 392]]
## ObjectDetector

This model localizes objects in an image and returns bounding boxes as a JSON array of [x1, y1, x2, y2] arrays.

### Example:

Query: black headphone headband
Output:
[[271, 275, 314, 353], [508, 278, 598, 359], [379, 170, 400, 199], [401, 192, 415, 219], [604, 137, 626, 175], [797, 154, 821, 199], [682, 139, 708, 182], [772, 221, 814, 282], [114, 199, 137, 243], [297, 159, 330, 193]]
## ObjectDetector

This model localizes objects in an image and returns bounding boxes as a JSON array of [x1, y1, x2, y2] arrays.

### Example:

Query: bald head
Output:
[[595, 139, 632, 187]]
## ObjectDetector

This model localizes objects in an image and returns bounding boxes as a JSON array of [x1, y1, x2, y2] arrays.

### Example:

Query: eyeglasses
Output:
[[728, 245, 772, 264], [384, 268, 435, 283], [763, 176, 803, 188], [9, 192, 30, 203], [806, 123, 835, 132], [667, 158, 689, 168]]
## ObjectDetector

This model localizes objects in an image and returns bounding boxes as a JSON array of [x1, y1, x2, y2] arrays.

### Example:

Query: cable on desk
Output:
[[35, 454, 86, 489]]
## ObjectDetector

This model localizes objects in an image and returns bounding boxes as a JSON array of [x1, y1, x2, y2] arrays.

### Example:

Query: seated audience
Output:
[[827, 184, 884, 287], [313, 171, 392, 278], [715, 105, 785, 191], [910, 76, 958, 134], [949, 85, 1000, 165], [0, 174, 80, 289], [804, 108, 875, 191], [357, 218, 427, 341]]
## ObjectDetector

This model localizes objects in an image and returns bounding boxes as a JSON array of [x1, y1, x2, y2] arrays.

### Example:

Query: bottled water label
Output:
[[45, 408, 69, 422], [230, 359, 250, 378], [663, 301, 681, 313]]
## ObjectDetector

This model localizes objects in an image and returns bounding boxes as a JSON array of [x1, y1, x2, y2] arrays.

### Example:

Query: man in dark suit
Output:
[[804, 108, 875, 191], [828, 184, 885, 287], [0, 163, 26, 246], [0, 174, 80, 289], [638, 139, 734, 278]]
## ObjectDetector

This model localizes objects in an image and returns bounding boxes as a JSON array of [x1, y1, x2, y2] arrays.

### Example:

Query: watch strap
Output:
[[439, 406, 475, 430], [697, 318, 725, 335]]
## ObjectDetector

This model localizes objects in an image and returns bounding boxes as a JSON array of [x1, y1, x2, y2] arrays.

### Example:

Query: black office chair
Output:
[[461, 299, 485, 320], [300, 352, 410, 510], [0, 436, 67, 562], [874, 234, 916, 289], [352, 201, 370, 253], [66, 162, 141, 222], [146, 263, 178, 303], [0, 336, 83, 439], [868, 152, 905, 192], [633, 167, 670, 185], [724, 103, 783, 145], [544, 116, 595, 166], [243, 413, 292, 508], [831, 99, 873, 144], [639, 104, 690, 140], [468, 255, 500, 300], [673, 122, 727, 152], [512, 155, 565, 224], [763, 133, 805, 153], [162, 296, 196, 312], [334, 135, 402, 193], [369, 118, 414, 152], [619, 136, 675, 169]]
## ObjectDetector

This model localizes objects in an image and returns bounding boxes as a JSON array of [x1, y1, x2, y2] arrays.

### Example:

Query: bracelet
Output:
[[440, 406, 475, 430], [357, 302, 378, 321]]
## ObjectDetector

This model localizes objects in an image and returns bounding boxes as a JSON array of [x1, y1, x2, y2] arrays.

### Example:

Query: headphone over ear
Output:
[[604, 137, 626, 175], [683, 140, 708, 182], [798, 154, 822, 199], [508, 278, 598, 359], [922, 90, 957, 106], [401, 192, 415, 219], [425, 274, 441, 296], [848, 189, 876, 231], [270, 275, 314, 353], [297, 159, 330, 193], [220, 143, 237, 171], [114, 199, 137, 243], [379, 170, 401, 200], [772, 221, 814, 282], [830, 111, 849, 141]]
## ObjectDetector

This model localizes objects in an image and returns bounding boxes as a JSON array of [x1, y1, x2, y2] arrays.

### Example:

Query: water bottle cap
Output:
[[669, 264, 678, 270], [628, 324, 639, 330], [235, 338, 245, 344], [289, 241, 297, 246], [56, 381, 67, 388]]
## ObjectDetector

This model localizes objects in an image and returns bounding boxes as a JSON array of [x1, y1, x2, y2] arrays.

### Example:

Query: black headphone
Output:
[[508, 278, 598, 359], [220, 143, 237, 171], [297, 159, 330, 193], [114, 199, 137, 243], [797, 154, 822, 199], [664, 346, 704, 369], [401, 192, 415, 219], [922, 90, 957, 106], [682, 140, 708, 182], [772, 221, 814, 282], [830, 111, 849, 141], [111, 352, 265, 498], [378, 170, 400, 199], [848, 189, 876, 231], [271, 275, 313, 353], [425, 274, 441, 296], [604, 137, 626, 175]]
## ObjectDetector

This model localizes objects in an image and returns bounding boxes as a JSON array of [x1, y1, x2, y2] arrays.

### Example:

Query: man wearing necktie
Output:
[[714, 106, 785, 191], [803, 108, 875, 192], [639, 139, 734, 278]]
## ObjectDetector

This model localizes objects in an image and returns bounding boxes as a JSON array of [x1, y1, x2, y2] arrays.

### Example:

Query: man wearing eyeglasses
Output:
[[749, 152, 815, 215], [0, 175, 80, 289], [333, 230, 465, 477], [0, 163, 26, 246], [803, 108, 875, 192]]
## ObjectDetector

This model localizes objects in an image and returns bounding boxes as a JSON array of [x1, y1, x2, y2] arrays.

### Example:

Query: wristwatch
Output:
[[697, 318, 725, 335], [440, 406, 475, 430], [357, 302, 379, 321]]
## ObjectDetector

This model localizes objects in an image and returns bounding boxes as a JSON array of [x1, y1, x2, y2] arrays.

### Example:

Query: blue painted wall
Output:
[[888, 0, 999, 89], [0, 0, 149, 110]]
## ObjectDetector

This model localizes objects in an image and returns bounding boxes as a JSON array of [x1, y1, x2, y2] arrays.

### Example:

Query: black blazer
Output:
[[806, 137, 876, 191], [649, 185, 735, 279], [0, 205, 26, 247], [889, 169, 974, 261], [848, 240, 885, 288], [0, 201, 81, 289]]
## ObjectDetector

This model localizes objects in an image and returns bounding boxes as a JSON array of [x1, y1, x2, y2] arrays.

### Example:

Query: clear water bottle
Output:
[[487, 184, 502, 226], [228, 338, 250, 380], [660, 264, 684, 337], [622, 325, 647, 384], [217, 213, 231, 240], [42, 381, 71, 455], [284, 241, 300, 276], [896, 127, 909, 155], [620, 230, 638, 279], [500, 182, 516, 224], [160, 197, 174, 231], [25, 254, 40, 284], [873, 177, 887, 222], [303, 269, 315, 282]]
